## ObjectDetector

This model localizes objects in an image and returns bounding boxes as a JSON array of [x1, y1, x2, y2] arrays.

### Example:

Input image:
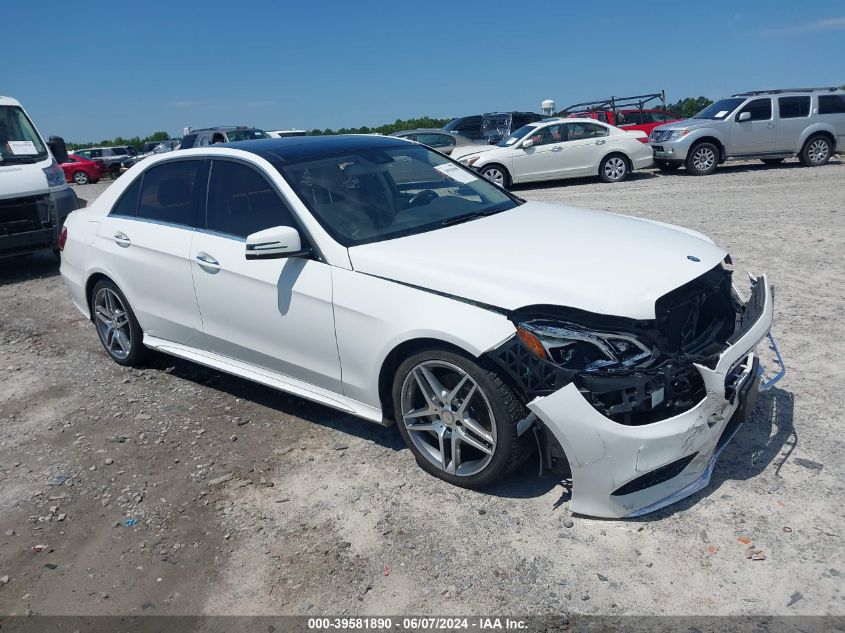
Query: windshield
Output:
[[496, 124, 537, 147], [226, 129, 268, 142], [279, 144, 519, 246], [693, 98, 745, 120], [0, 105, 48, 163]]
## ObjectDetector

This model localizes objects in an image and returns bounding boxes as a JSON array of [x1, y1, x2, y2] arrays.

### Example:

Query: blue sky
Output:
[[6, 0, 844, 141]]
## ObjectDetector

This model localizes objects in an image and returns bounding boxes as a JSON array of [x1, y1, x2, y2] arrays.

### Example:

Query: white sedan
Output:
[[59, 135, 782, 518], [450, 118, 653, 187]]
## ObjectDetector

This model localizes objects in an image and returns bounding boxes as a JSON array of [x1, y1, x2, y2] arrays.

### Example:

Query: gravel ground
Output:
[[0, 160, 843, 617]]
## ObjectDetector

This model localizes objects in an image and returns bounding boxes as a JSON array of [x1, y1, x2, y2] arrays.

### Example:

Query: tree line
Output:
[[66, 131, 171, 152]]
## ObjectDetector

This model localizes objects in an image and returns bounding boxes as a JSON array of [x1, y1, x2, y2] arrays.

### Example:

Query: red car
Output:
[[61, 154, 108, 185], [566, 109, 682, 142]]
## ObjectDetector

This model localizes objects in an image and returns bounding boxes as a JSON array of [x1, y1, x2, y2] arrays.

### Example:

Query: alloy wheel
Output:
[[692, 146, 716, 172], [482, 167, 505, 186], [73, 171, 89, 185], [603, 157, 627, 181], [807, 139, 829, 164], [400, 360, 497, 477], [94, 288, 132, 360]]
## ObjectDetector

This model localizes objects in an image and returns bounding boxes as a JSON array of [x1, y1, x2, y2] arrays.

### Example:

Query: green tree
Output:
[[668, 96, 714, 118]]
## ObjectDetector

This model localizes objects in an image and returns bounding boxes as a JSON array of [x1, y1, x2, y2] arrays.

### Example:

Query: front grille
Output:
[[651, 130, 673, 143], [0, 195, 50, 235], [611, 453, 698, 496]]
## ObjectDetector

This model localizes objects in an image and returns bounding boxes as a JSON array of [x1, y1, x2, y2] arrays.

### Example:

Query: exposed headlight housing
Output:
[[516, 319, 655, 373], [458, 156, 480, 167], [43, 159, 66, 188]]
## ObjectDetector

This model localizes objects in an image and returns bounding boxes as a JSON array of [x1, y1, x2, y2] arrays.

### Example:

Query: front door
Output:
[[189, 159, 341, 392], [511, 123, 568, 182], [731, 98, 776, 155]]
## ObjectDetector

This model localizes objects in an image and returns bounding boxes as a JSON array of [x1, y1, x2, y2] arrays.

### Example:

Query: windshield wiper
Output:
[[441, 206, 508, 227], [0, 155, 39, 164]]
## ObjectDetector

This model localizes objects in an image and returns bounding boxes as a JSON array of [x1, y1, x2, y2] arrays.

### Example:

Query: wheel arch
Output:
[[690, 136, 726, 162], [801, 128, 836, 152], [599, 151, 633, 173], [478, 161, 512, 186], [377, 337, 482, 420]]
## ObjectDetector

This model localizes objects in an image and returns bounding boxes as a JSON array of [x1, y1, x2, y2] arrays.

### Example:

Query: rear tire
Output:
[[799, 135, 832, 167], [685, 142, 719, 175], [392, 348, 528, 489], [90, 279, 147, 367], [72, 171, 89, 185], [479, 164, 511, 189], [598, 154, 630, 183], [761, 158, 784, 165], [655, 159, 681, 173]]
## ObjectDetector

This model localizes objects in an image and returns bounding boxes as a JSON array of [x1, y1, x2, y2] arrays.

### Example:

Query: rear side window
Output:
[[818, 95, 845, 114], [137, 160, 207, 227], [206, 160, 298, 238], [737, 98, 772, 121], [416, 133, 455, 148], [110, 177, 143, 217], [778, 96, 810, 119]]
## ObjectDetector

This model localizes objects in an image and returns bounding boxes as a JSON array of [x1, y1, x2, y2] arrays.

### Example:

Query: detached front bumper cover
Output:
[[527, 275, 785, 518]]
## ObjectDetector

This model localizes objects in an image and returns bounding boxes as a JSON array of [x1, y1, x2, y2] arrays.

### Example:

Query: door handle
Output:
[[195, 252, 221, 272], [767, 123, 775, 128], [113, 232, 131, 247], [595, 139, 607, 145]]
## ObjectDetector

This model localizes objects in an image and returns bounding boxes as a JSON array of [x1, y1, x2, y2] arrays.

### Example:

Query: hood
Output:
[[0, 162, 49, 199], [653, 118, 715, 133], [348, 201, 727, 320], [449, 143, 501, 161]]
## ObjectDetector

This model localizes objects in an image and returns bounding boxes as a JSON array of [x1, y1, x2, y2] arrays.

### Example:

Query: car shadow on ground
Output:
[[511, 170, 658, 192], [147, 353, 407, 451], [625, 386, 796, 522], [0, 252, 60, 287], [656, 157, 843, 178]]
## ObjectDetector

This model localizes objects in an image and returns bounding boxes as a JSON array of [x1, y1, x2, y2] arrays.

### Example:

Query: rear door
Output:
[[189, 158, 341, 391], [775, 96, 811, 152], [96, 159, 207, 346], [730, 98, 776, 155], [557, 122, 611, 175]]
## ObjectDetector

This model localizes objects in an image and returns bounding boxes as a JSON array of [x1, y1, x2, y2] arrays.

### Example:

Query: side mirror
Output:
[[245, 225, 310, 260], [48, 136, 68, 163], [521, 138, 535, 149], [737, 111, 751, 122]]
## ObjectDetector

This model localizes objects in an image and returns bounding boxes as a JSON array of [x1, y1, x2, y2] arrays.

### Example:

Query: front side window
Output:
[[818, 95, 845, 114], [532, 124, 565, 145], [278, 144, 518, 246], [565, 122, 608, 140], [206, 160, 297, 238], [416, 133, 455, 148], [0, 105, 48, 162], [737, 98, 772, 121], [137, 160, 206, 227]]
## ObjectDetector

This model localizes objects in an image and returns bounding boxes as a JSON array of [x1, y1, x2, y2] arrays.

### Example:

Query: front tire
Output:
[[479, 164, 510, 189], [91, 280, 147, 367], [72, 171, 90, 185], [392, 349, 528, 489], [799, 135, 832, 167], [685, 142, 719, 175], [598, 154, 630, 183]]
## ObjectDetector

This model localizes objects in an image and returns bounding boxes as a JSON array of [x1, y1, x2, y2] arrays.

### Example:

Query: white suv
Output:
[[59, 135, 784, 518]]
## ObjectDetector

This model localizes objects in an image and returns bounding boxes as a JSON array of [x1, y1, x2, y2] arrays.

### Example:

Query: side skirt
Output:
[[142, 335, 388, 425]]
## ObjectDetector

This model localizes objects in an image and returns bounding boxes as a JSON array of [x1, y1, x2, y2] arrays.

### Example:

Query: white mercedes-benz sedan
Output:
[[59, 135, 784, 518], [450, 118, 653, 187]]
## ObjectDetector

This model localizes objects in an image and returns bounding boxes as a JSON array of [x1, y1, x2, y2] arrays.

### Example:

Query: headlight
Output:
[[458, 156, 480, 167], [516, 320, 654, 373], [666, 129, 689, 141], [43, 159, 66, 187]]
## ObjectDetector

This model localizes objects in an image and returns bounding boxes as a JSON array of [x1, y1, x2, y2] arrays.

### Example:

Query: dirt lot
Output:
[[1, 160, 843, 618]]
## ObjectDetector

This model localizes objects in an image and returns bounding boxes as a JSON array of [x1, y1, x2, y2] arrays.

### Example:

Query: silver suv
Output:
[[649, 87, 845, 175]]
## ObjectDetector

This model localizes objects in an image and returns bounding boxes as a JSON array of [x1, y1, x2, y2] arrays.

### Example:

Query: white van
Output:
[[1, 95, 79, 258]]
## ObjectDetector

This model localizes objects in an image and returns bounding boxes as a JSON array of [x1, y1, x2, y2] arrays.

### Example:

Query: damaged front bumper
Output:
[[527, 274, 784, 518]]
